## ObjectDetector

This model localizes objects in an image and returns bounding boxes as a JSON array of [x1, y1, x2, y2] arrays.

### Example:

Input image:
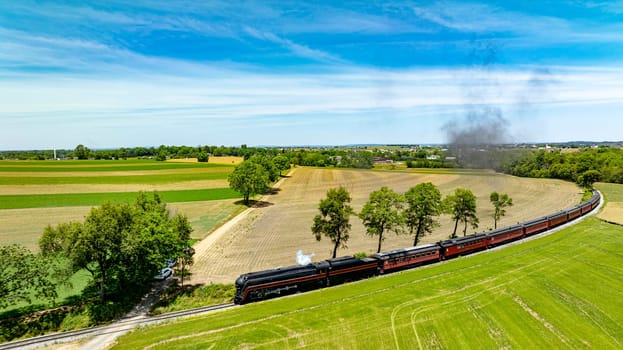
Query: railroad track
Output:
[[0, 303, 236, 350]]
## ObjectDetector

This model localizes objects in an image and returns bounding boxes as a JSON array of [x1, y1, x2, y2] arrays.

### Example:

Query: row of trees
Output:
[[2, 144, 451, 170], [312, 184, 513, 258]]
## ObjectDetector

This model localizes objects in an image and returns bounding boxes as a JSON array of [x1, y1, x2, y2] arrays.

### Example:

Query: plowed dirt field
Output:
[[190, 167, 582, 284]]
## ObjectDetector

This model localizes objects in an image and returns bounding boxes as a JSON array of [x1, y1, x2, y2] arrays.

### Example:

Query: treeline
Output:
[[502, 147, 623, 186], [312, 184, 513, 258], [1, 144, 451, 169]]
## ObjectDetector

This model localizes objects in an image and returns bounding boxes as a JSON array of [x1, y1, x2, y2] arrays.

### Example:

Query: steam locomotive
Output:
[[234, 191, 600, 304]]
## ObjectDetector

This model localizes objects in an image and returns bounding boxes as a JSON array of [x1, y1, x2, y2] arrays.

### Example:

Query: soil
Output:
[[188, 167, 582, 285]]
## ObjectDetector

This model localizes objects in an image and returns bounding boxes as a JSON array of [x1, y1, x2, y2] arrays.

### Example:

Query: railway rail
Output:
[[0, 303, 236, 350]]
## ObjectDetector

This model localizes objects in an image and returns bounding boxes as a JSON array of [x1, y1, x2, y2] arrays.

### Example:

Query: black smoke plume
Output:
[[444, 39, 513, 169]]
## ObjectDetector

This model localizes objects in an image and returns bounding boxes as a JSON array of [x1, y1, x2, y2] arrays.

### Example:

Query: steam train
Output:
[[234, 191, 600, 304]]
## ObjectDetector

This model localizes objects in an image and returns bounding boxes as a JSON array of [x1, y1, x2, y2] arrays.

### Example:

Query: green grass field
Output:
[[0, 160, 231, 172], [112, 216, 623, 349], [0, 188, 241, 209]]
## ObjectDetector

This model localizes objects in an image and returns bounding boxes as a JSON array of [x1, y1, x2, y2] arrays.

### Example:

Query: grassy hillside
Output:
[[112, 216, 623, 349]]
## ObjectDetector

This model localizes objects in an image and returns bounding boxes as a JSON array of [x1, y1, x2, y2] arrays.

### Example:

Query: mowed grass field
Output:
[[112, 215, 623, 350], [0, 159, 243, 251]]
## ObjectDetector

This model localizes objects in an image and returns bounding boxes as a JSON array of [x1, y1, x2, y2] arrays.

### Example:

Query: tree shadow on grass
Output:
[[266, 188, 281, 195]]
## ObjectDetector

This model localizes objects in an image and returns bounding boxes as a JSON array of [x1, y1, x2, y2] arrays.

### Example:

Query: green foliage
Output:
[[359, 186, 405, 253], [196, 152, 209, 162], [39, 192, 192, 303], [444, 188, 479, 238], [404, 182, 443, 245], [272, 155, 291, 175], [112, 218, 623, 350], [0, 245, 65, 309], [490, 192, 513, 229], [311, 187, 354, 258], [151, 283, 235, 315], [247, 155, 280, 182], [504, 147, 623, 185], [353, 252, 368, 259], [73, 144, 91, 160], [578, 169, 601, 188], [227, 161, 270, 204]]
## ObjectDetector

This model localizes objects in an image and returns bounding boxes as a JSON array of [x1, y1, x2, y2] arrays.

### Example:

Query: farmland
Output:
[[0, 158, 243, 251], [112, 215, 623, 349], [189, 167, 582, 285], [596, 182, 623, 225]]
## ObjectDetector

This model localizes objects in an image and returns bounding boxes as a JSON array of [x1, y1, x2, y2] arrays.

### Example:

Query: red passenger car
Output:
[[372, 244, 440, 274], [439, 233, 488, 259], [486, 225, 524, 247]]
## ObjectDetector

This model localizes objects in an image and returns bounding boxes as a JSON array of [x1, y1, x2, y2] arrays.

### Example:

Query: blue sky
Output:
[[1, 1, 623, 149]]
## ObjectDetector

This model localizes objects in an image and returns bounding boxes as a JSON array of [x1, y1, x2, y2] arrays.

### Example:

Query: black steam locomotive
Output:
[[234, 191, 600, 304]]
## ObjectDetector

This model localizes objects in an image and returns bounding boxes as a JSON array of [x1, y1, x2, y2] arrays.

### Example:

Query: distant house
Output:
[[373, 157, 393, 164], [426, 154, 440, 160]]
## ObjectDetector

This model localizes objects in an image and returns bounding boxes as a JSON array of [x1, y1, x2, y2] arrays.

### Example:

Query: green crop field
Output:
[[0, 160, 231, 172], [0, 188, 241, 209], [112, 216, 623, 349]]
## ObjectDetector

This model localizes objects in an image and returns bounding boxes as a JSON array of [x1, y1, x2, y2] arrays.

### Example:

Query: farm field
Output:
[[112, 216, 623, 349], [0, 159, 243, 251], [596, 182, 623, 225], [189, 167, 582, 284]]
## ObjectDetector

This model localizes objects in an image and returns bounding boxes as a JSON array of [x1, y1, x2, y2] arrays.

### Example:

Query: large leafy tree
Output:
[[73, 144, 91, 159], [489, 192, 513, 229], [359, 186, 405, 253], [248, 155, 280, 182], [0, 245, 64, 309], [40, 192, 191, 302], [228, 161, 270, 205], [312, 187, 354, 259], [272, 155, 291, 176], [404, 182, 443, 246], [444, 188, 479, 238]]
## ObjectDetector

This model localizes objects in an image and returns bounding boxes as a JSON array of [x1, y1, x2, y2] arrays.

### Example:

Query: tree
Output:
[[359, 186, 405, 253], [228, 161, 270, 205], [0, 245, 61, 309], [248, 155, 280, 182], [178, 247, 195, 287], [40, 192, 192, 302], [577, 169, 600, 188], [197, 152, 209, 162], [272, 155, 291, 176], [404, 182, 443, 246], [74, 144, 91, 160], [311, 187, 354, 258], [444, 188, 479, 238], [489, 192, 513, 229]]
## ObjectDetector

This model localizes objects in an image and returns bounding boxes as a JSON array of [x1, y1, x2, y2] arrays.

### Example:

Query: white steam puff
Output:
[[296, 250, 315, 266]]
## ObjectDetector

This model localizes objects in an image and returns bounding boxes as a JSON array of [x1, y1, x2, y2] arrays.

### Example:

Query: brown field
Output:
[[0, 199, 242, 251], [189, 167, 583, 284], [0, 179, 229, 195], [597, 202, 623, 224]]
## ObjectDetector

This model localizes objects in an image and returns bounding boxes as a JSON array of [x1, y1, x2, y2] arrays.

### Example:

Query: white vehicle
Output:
[[154, 267, 173, 280]]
